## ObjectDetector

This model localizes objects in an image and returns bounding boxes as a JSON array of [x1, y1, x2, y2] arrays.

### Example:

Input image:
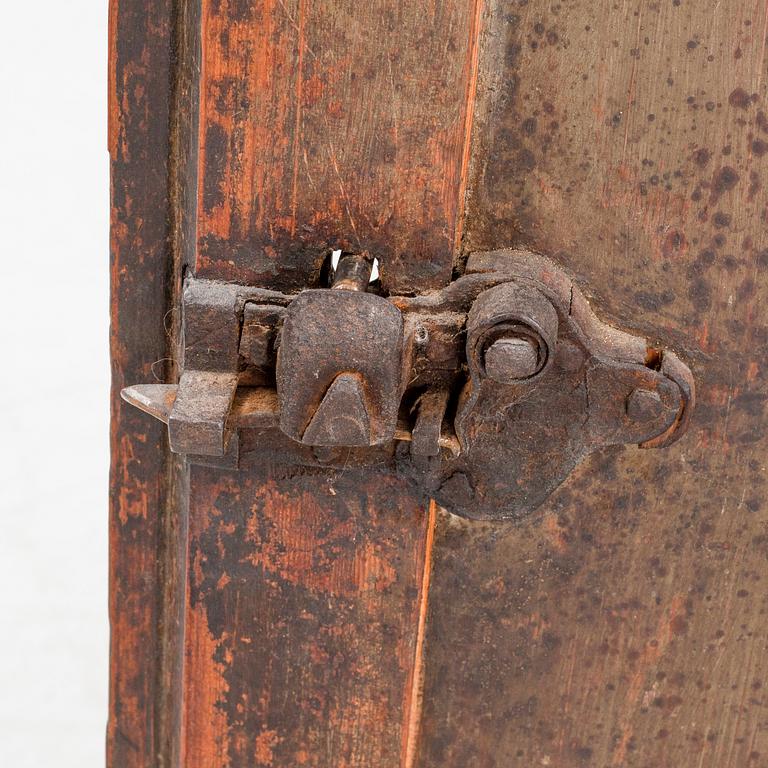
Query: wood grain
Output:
[[108, 0, 175, 765], [179, 463, 432, 768], [115, 2, 477, 764], [166, 3, 484, 765], [417, 1, 768, 766], [187, 0, 483, 293]]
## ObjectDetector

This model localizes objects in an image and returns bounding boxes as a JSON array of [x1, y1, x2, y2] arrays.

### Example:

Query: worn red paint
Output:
[[108, 0, 175, 766], [190, 0, 483, 293]]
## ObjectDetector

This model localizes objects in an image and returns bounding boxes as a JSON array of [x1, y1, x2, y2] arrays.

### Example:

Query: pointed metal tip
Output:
[[121, 384, 178, 425]]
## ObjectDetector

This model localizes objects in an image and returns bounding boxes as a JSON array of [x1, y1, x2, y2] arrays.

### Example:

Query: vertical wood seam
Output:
[[401, 501, 438, 768], [453, 0, 485, 262], [290, 0, 305, 237]]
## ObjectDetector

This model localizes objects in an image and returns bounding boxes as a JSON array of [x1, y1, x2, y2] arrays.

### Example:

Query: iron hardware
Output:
[[122, 249, 695, 520]]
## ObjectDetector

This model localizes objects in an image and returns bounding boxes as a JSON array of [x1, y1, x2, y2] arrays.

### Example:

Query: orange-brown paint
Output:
[[400, 501, 437, 768], [189, 0, 484, 292], [177, 466, 433, 767], [243, 480, 398, 598], [180, 604, 231, 768]]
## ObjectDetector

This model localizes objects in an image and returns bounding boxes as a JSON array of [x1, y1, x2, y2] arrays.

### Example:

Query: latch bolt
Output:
[[121, 249, 695, 521]]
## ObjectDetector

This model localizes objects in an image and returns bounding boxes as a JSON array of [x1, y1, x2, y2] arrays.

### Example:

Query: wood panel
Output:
[[112, 0, 485, 764], [108, 0, 175, 765], [168, 2, 483, 766], [188, 0, 483, 293], [417, 1, 768, 766], [180, 465, 434, 767]]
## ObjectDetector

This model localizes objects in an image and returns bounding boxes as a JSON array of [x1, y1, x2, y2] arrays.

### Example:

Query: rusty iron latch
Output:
[[122, 249, 694, 520]]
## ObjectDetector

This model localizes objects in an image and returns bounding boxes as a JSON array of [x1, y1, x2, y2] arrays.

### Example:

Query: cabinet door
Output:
[[417, 3, 768, 766], [109, 1, 479, 765], [109, 2, 767, 767]]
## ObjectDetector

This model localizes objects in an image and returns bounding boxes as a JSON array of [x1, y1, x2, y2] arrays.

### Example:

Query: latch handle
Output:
[[276, 252, 404, 447]]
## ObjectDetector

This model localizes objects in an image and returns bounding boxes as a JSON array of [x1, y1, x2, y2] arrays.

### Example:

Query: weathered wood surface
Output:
[[188, 0, 483, 293], [417, 1, 768, 766], [170, 2, 480, 767], [108, 0, 175, 765], [180, 465, 433, 767]]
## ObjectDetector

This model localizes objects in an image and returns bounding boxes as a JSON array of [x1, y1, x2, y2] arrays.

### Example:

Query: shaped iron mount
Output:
[[122, 249, 695, 521]]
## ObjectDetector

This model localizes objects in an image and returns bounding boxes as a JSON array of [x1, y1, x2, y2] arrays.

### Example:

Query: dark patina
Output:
[[123, 248, 694, 521]]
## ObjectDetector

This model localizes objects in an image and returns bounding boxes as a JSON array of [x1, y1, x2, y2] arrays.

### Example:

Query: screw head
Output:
[[626, 388, 664, 421], [484, 337, 541, 382]]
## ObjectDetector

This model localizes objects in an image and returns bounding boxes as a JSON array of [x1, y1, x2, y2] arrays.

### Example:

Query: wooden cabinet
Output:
[[109, 1, 768, 766]]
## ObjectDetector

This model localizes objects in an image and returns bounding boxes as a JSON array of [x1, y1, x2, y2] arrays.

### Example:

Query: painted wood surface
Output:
[[108, 0, 175, 765], [169, 1, 480, 766], [180, 465, 433, 768], [188, 0, 483, 293], [417, 1, 768, 766]]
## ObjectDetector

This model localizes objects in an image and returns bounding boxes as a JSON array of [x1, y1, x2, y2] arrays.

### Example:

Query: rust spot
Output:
[[687, 276, 712, 312], [662, 228, 688, 257], [653, 693, 684, 710], [670, 614, 689, 636], [692, 147, 711, 167], [645, 347, 663, 371], [737, 278, 756, 300], [710, 166, 740, 202], [728, 87, 755, 109]]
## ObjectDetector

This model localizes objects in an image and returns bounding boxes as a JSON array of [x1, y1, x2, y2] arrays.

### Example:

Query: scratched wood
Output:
[[108, 0, 176, 766], [180, 465, 433, 767], [168, 2, 482, 767], [416, 1, 768, 766], [186, 0, 483, 293], [112, 0, 481, 765], [110, 1, 768, 766]]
